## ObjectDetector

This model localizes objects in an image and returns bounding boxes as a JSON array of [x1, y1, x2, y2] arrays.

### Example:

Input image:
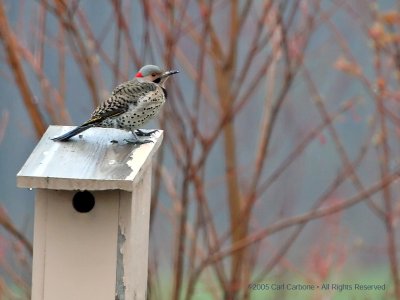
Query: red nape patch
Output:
[[135, 72, 143, 78]]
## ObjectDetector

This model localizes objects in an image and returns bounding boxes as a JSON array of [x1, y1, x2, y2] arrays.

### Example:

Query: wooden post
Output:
[[17, 126, 163, 300]]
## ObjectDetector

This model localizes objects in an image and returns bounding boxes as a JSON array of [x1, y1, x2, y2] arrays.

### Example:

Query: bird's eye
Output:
[[151, 73, 157, 77]]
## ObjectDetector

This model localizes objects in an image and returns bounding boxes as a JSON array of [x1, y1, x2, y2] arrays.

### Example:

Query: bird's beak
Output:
[[160, 70, 179, 79]]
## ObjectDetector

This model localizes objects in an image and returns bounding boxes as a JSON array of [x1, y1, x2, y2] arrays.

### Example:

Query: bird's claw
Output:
[[135, 129, 159, 137], [123, 139, 154, 145]]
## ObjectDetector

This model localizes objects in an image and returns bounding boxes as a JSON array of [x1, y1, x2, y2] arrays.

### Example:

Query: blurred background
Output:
[[1, 0, 400, 299]]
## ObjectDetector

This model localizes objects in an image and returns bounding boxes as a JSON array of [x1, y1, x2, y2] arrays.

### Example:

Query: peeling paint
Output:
[[115, 224, 126, 300], [125, 151, 139, 181], [125, 131, 161, 181]]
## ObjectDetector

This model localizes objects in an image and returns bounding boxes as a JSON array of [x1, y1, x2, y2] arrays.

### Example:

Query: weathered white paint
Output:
[[117, 167, 152, 299], [17, 125, 162, 300], [17, 126, 163, 191]]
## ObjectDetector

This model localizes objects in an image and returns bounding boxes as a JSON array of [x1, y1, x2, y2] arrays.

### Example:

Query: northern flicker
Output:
[[52, 65, 178, 144]]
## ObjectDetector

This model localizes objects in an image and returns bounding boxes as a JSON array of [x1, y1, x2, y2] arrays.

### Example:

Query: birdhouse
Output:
[[17, 125, 163, 300]]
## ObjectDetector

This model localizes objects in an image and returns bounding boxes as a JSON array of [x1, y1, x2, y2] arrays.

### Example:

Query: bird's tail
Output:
[[51, 125, 92, 141]]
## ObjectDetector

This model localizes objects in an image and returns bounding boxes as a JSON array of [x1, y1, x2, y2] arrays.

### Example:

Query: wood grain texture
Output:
[[17, 126, 163, 191]]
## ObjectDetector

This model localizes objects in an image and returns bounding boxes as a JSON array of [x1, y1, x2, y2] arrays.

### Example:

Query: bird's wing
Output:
[[110, 78, 139, 96], [82, 107, 126, 126], [84, 80, 157, 126]]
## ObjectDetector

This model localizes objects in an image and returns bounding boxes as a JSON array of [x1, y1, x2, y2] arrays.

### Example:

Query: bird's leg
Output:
[[124, 131, 154, 145], [135, 129, 159, 137]]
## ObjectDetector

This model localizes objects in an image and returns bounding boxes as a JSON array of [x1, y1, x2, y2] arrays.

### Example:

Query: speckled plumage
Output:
[[92, 79, 165, 131], [52, 65, 178, 142]]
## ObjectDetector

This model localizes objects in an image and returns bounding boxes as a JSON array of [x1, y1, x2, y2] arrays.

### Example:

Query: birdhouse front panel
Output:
[[32, 189, 120, 300]]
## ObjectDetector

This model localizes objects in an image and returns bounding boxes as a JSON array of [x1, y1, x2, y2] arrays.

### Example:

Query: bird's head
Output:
[[135, 65, 179, 87]]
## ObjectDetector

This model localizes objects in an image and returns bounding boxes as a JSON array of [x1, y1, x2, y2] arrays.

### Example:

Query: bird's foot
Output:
[[135, 129, 159, 137], [125, 131, 155, 145], [123, 139, 154, 145]]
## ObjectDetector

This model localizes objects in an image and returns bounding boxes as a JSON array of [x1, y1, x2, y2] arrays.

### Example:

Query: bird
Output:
[[52, 65, 179, 144]]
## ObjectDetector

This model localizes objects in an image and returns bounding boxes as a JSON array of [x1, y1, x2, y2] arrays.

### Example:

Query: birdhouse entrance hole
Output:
[[72, 191, 95, 213]]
